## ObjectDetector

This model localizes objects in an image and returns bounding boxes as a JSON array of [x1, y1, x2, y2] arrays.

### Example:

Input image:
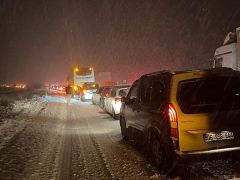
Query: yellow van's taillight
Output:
[[167, 104, 179, 139]]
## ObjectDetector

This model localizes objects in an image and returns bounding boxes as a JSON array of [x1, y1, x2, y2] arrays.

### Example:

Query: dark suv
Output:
[[120, 68, 240, 171]]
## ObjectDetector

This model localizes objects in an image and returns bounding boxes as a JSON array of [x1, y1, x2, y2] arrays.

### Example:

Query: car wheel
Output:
[[120, 116, 128, 140], [151, 134, 177, 173]]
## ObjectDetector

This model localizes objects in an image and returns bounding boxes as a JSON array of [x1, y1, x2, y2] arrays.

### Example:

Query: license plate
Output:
[[203, 131, 234, 142]]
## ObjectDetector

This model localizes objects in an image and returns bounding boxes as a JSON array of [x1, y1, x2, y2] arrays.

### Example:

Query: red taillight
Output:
[[115, 97, 121, 104], [115, 97, 121, 102], [121, 97, 126, 103], [167, 104, 178, 139], [168, 104, 177, 123]]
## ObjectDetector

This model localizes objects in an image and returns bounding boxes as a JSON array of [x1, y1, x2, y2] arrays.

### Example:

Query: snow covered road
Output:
[[0, 95, 240, 180]]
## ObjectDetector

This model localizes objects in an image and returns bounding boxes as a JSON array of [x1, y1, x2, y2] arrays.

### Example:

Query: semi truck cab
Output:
[[211, 27, 240, 71]]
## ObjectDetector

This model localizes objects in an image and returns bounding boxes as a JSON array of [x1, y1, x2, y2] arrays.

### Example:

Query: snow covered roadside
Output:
[[0, 95, 47, 150]]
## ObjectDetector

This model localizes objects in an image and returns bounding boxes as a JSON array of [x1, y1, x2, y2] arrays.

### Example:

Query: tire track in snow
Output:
[[70, 104, 114, 179], [58, 105, 73, 180], [89, 134, 114, 179], [71, 104, 156, 179], [71, 132, 87, 180], [81, 105, 158, 179], [58, 103, 112, 180]]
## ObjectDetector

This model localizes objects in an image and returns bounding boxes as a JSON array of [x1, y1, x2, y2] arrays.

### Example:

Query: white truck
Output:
[[71, 67, 95, 87], [67, 66, 95, 97], [211, 27, 240, 70]]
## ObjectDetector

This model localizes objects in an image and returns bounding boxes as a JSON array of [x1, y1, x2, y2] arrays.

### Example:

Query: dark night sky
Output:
[[0, 0, 240, 84]]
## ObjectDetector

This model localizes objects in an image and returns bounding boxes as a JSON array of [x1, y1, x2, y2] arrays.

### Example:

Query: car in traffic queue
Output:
[[80, 83, 99, 101], [92, 86, 104, 105], [92, 86, 112, 107], [120, 67, 240, 171], [99, 87, 112, 109], [104, 85, 131, 119]]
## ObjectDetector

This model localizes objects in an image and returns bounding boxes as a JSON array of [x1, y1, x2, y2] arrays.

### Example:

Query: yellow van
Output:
[[120, 67, 240, 170]]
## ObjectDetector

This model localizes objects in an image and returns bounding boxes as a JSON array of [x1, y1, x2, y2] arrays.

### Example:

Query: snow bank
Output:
[[12, 95, 47, 115], [0, 95, 47, 150]]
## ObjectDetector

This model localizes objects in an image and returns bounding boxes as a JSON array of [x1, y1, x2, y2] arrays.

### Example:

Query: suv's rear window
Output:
[[177, 77, 240, 114], [83, 84, 99, 90]]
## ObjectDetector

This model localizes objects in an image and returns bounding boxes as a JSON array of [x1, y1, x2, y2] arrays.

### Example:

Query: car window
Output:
[[103, 88, 111, 96], [96, 87, 103, 94], [139, 76, 151, 105], [84, 83, 99, 90], [118, 88, 129, 97], [111, 89, 116, 97], [150, 77, 166, 108], [128, 81, 139, 100], [177, 76, 240, 114]]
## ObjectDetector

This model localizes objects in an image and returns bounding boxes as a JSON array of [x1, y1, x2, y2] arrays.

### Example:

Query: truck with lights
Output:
[[67, 66, 95, 98], [211, 27, 240, 70]]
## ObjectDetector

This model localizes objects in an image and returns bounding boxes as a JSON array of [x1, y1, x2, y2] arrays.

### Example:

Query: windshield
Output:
[[83, 83, 99, 90], [75, 67, 92, 75], [177, 77, 240, 114]]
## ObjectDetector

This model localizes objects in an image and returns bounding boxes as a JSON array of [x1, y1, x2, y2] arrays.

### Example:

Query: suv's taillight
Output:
[[167, 104, 178, 139], [115, 97, 121, 102]]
